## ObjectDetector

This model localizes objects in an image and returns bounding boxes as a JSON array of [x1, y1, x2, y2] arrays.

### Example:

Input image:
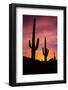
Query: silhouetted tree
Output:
[[42, 37, 49, 62], [28, 18, 39, 61]]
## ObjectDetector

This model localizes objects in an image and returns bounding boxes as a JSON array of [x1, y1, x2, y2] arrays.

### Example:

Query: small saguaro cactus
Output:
[[53, 52, 56, 60], [28, 18, 39, 61], [42, 37, 49, 62]]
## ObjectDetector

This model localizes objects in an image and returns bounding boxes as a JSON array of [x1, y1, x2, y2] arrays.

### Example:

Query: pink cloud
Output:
[[23, 15, 57, 59]]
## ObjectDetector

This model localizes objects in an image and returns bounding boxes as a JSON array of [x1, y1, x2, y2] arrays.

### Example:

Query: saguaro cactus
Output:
[[28, 18, 39, 61], [53, 52, 56, 60], [42, 37, 49, 62]]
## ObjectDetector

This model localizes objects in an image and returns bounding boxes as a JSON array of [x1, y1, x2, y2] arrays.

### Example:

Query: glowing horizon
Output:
[[23, 15, 57, 61]]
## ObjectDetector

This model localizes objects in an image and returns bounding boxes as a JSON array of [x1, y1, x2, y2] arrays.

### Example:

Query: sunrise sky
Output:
[[23, 15, 57, 61]]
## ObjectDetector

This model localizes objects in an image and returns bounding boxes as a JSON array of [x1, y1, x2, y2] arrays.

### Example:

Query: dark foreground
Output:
[[23, 56, 57, 75]]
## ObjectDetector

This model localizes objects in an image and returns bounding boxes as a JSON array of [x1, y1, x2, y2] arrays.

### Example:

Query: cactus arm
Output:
[[47, 49, 49, 54], [35, 38, 39, 50], [29, 40, 32, 48], [42, 48, 45, 55], [45, 48, 49, 56], [46, 48, 49, 54], [47, 49, 49, 56]]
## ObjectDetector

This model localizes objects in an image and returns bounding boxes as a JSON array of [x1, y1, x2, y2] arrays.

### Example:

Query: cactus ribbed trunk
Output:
[[32, 18, 35, 61], [32, 48, 35, 61], [29, 18, 39, 61]]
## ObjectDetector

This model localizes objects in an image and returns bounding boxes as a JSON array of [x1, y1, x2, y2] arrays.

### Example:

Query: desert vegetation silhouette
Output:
[[23, 17, 57, 75]]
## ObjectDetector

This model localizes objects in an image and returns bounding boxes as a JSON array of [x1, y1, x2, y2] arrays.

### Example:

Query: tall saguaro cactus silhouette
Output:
[[42, 37, 49, 62], [29, 18, 39, 61]]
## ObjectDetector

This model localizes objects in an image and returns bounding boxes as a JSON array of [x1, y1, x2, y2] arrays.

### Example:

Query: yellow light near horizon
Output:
[[35, 52, 45, 61], [35, 51, 57, 61], [23, 50, 57, 61]]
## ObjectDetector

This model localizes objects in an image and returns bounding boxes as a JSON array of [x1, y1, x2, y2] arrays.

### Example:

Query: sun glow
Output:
[[35, 52, 44, 61], [35, 51, 57, 61]]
